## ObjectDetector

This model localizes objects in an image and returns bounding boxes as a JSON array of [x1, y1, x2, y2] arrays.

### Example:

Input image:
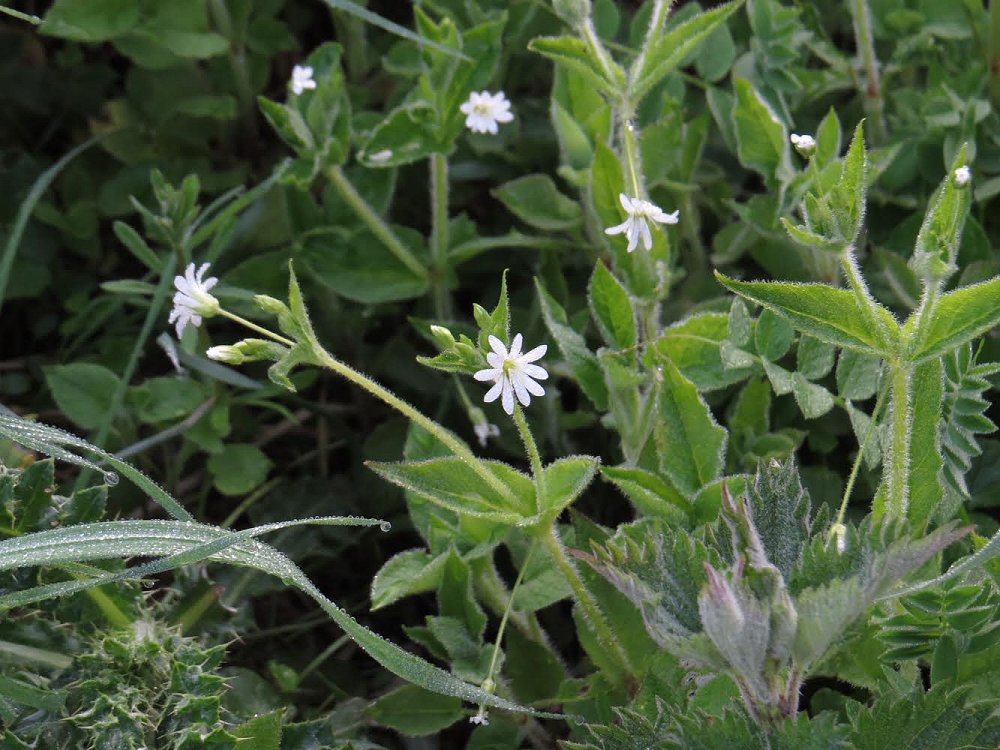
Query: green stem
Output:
[[630, 0, 672, 89], [884, 361, 912, 519], [315, 350, 515, 502], [621, 116, 643, 198], [581, 18, 617, 83], [542, 525, 634, 678], [429, 153, 451, 319], [325, 166, 429, 281], [209, 0, 254, 121], [908, 281, 942, 359], [849, 0, 886, 144], [218, 308, 296, 347], [513, 404, 545, 506], [833, 373, 888, 530], [0, 5, 41, 23], [472, 558, 549, 645], [484, 545, 535, 684]]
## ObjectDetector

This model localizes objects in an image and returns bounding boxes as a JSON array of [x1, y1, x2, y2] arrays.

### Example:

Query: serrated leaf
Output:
[[716, 273, 896, 354], [589, 262, 637, 350], [655, 359, 727, 499], [745, 459, 810, 581]]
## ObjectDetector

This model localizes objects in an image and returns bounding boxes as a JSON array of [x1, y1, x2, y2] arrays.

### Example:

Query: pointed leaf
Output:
[[540, 456, 599, 516], [731, 77, 793, 186], [589, 262, 637, 350], [911, 276, 1000, 363]]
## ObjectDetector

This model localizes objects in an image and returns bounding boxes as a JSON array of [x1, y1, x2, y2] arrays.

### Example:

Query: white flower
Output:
[[604, 193, 679, 253], [469, 708, 489, 726], [169, 262, 219, 338], [290, 65, 316, 95], [474, 334, 548, 415], [460, 90, 514, 135], [790, 133, 816, 155], [954, 165, 971, 187], [473, 421, 500, 447]]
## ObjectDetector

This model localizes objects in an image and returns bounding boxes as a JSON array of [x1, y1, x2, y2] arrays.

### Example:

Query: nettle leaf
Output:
[[654, 312, 757, 391], [367, 457, 534, 522], [589, 519, 713, 646], [536, 279, 609, 409], [939, 345, 1000, 498], [629, 0, 746, 105], [589, 262, 637, 350], [528, 36, 625, 100], [655, 359, 727, 499], [792, 576, 866, 671], [715, 273, 896, 355], [745, 459, 810, 582], [493, 174, 582, 232], [370, 548, 448, 610], [848, 687, 1000, 750], [731, 77, 793, 187], [910, 276, 1000, 363]]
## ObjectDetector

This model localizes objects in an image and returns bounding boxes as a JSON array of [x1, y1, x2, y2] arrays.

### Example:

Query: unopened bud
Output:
[[429, 324, 456, 347], [953, 165, 971, 188], [790, 133, 816, 157], [255, 294, 290, 317], [206, 345, 246, 365]]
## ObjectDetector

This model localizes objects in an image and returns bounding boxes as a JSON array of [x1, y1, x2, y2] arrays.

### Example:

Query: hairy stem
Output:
[[326, 166, 428, 280], [430, 153, 452, 319], [621, 117, 644, 198], [541, 524, 634, 678], [884, 361, 912, 519], [513, 404, 546, 506], [849, 0, 886, 144]]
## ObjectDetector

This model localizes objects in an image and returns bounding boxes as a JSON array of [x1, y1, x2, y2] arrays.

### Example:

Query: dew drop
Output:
[[103, 471, 120, 487], [379, 521, 391, 533]]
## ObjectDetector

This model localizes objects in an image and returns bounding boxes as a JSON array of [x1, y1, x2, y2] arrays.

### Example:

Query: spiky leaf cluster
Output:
[[939, 344, 1000, 498]]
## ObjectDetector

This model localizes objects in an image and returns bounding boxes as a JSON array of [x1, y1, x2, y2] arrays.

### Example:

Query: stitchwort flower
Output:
[[460, 91, 514, 135], [474, 334, 547, 415], [604, 193, 679, 253], [790, 133, 816, 156], [169, 262, 219, 338], [290, 65, 316, 95], [473, 421, 500, 447]]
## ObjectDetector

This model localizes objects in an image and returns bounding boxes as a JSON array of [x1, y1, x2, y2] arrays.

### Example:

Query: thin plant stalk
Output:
[[430, 153, 452, 319], [849, 0, 886, 144]]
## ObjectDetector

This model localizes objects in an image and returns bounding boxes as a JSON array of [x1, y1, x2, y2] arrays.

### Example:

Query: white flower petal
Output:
[[484, 381, 503, 403], [521, 344, 547, 363], [488, 335, 508, 358], [474, 367, 499, 382], [522, 375, 545, 397], [521, 363, 548, 379], [511, 375, 531, 407], [604, 221, 629, 236], [501, 380, 515, 415], [508, 333, 523, 359]]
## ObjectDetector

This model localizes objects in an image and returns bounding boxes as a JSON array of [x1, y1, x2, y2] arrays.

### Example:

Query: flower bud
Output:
[[953, 165, 971, 188], [255, 294, 290, 317], [206, 345, 245, 365], [790, 133, 816, 157]]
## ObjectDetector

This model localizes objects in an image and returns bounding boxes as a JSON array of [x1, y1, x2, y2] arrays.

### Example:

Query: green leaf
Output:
[[540, 456, 599, 516], [301, 226, 429, 304], [755, 309, 794, 361], [830, 120, 867, 243], [630, 1, 746, 104], [366, 685, 464, 736], [727, 298, 752, 347], [473, 271, 510, 352], [535, 279, 609, 409], [40, 0, 139, 41], [233, 711, 283, 749], [129, 377, 206, 424], [371, 549, 447, 610], [493, 174, 582, 232], [715, 272, 896, 354], [792, 577, 866, 670], [158, 30, 229, 58], [655, 359, 727, 498], [589, 262, 637, 350], [655, 312, 757, 391], [814, 107, 842, 167], [360, 102, 441, 168], [745, 459, 810, 581], [762, 359, 795, 395], [600, 465, 692, 523], [528, 36, 624, 99], [113, 221, 161, 271], [908, 359, 945, 528], [911, 276, 1000, 363], [12, 459, 55, 533], [367, 457, 534, 522], [44, 363, 122, 430], [836, 349, 882, 401], [207, 444, 273, 496], [909, 144, 971, 282], [797, 335, 836, 381], [731, 77, 792, 186]]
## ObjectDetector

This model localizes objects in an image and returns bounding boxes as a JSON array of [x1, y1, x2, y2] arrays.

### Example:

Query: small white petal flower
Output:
[[290, 65, 316, 95], [473, 421, 500, 447], [604, 193, 679, 252], [790, 133, 816, 156], [469, 709, 490, 726], [168, 262, 219, 338], [954, 165, 971, 187], [459, 90, 514, 135], [473, 334, 548, 416]]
